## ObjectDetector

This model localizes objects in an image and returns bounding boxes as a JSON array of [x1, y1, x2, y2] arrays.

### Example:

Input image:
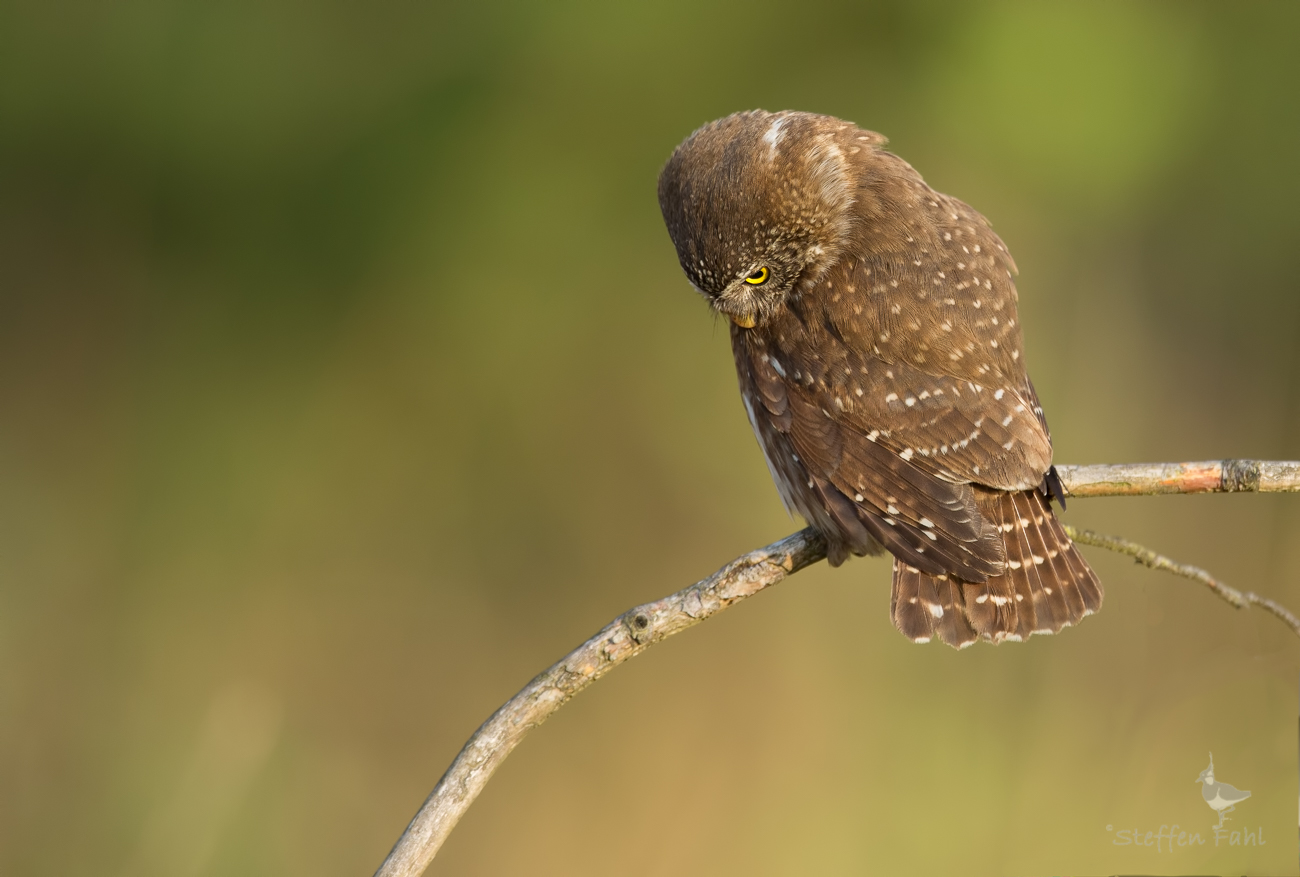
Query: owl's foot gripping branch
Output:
[[372, 459, 1300, 877]]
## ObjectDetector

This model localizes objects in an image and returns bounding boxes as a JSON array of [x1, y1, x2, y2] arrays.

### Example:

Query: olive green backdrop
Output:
[[1, 1, 1297, 874]]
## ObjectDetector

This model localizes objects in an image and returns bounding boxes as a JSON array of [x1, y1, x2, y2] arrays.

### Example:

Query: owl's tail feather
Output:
[[890, 488, 1102, 648]]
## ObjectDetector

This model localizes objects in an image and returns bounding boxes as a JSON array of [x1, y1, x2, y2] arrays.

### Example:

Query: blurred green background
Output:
[[2, 1, 1297, 874]]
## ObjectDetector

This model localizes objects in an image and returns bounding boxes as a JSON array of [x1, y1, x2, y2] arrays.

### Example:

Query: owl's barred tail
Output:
[[890, 488, 1102, 648]]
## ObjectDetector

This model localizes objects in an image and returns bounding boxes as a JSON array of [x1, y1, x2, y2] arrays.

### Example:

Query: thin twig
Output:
[[373, 460, 1300, 877], [1063, 525, 1300, 637]]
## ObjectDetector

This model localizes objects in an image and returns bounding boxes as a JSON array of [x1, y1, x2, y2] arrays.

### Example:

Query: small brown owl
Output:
[[658, 110, 1101, 648]]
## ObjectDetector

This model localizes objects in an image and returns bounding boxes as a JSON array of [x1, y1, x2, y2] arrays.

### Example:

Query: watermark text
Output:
[[1106, 823, 1266, 851]]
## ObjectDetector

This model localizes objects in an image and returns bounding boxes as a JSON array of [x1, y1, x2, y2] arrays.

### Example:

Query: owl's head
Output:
[[658, 110, 869, 328]]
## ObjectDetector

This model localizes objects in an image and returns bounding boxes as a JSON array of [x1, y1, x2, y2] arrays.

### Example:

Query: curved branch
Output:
[[373, 528, 826, 877], [373, 459, 1300, 877]]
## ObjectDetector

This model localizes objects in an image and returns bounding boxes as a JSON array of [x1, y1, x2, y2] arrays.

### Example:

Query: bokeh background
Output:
[[2, 1, 1298, 874]]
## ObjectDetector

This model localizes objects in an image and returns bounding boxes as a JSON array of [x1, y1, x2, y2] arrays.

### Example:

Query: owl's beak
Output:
[[715, 283, 761, 328]]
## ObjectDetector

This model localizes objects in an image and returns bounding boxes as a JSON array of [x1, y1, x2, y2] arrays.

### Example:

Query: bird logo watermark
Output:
[[1196, 751, 1251, 828], [1104, 753, 1265, 851]]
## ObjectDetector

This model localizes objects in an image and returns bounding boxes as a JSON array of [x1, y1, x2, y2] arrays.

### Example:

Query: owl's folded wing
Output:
[[820, 351, 1054, 491], [741, 342, 1008, 580]]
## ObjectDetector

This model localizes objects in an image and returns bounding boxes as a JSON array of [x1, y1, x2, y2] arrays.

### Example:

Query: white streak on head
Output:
[[762, 117, 787, 158]]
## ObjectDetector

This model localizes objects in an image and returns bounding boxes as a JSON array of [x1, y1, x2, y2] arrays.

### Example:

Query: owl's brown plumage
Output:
[[658, 110, 1102, 648]]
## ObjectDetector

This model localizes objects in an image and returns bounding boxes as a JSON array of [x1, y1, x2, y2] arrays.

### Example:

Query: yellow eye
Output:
[[744, 266, 769, 285]]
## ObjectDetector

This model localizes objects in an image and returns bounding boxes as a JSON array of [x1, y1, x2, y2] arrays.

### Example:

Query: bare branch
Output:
[[1055, 459, 1300, 497], [373, 460, 1300, 877], [1063, 525, 1300, 637], [373, 528, 826, 877]]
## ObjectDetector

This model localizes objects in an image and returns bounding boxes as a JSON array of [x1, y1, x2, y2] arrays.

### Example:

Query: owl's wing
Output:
[[740, 339, 1006, 581], [819, 349, 1054, 491], [805, 148, 1055, 490]]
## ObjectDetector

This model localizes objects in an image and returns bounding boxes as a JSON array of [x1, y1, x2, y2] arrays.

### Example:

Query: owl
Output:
[[658, 110, 1102, 648]]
